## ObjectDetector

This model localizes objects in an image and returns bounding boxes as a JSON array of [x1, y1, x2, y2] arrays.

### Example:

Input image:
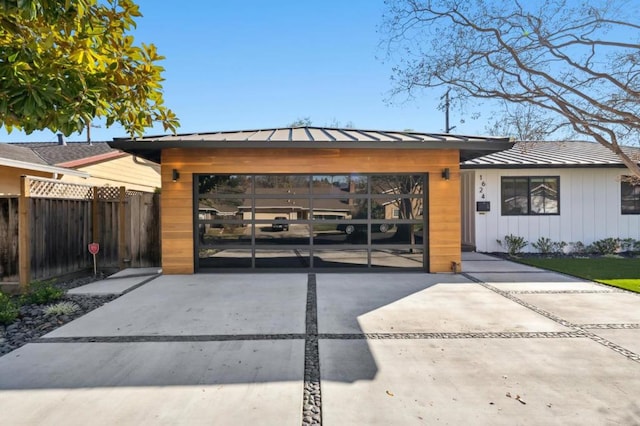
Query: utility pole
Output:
[[85, 120, 102, 145], [441, 89, 456, 133]]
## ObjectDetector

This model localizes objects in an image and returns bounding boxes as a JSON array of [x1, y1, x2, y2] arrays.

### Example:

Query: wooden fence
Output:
[[0, 197, 19, 282], [6, 176, 160, 288]]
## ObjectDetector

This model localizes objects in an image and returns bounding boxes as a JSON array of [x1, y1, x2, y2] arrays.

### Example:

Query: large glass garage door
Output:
[[195, 174, 427, 270]]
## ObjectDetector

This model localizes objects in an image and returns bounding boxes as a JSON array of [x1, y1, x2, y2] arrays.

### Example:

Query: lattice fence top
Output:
[[26, 176, 151, 200], [29, 177, 93, 199], [125, 190, 145, 197], [97, 186, 121, 200]]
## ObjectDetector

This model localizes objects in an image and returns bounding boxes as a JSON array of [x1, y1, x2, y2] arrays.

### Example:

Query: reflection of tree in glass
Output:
[[199, 175, 249, 195], [255, 175, 309, 190], [199, 175, 250, 214], [371, 175, 423, 244]]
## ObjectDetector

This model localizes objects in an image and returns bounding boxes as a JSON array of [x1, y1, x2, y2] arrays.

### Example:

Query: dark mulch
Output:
[[0, 274, 117, 357]]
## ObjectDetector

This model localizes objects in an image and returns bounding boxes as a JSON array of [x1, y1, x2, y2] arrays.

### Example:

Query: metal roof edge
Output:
[[109, 139, 513, 151], [460, 163, 629, 170]]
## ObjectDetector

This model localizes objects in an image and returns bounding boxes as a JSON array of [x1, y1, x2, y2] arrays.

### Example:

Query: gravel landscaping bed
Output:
[[0, 275, 116, 357]]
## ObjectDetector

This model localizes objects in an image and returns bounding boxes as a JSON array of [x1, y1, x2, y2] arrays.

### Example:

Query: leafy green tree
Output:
[[382, 0, 640, 179], [0, 0, 179, 137]]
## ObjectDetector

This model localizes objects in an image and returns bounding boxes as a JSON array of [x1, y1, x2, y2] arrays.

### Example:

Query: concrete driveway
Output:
[[1, 254, 640, 425]]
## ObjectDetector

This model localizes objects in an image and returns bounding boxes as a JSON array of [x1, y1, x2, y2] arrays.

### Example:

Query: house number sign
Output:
[[476, 175, 490, 213], [478, 175, 487, 200]]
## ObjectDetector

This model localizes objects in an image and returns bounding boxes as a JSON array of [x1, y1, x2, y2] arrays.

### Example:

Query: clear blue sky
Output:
[[0, 0, 489, 143]]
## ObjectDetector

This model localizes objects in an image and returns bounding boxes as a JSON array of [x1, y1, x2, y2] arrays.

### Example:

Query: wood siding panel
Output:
[[161, 148, 461, 273]]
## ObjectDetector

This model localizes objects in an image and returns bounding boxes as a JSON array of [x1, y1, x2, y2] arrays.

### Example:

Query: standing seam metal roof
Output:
[[462, 141, 640, 167], [118, 127, 503, 144], [109, 126, 514, 164]]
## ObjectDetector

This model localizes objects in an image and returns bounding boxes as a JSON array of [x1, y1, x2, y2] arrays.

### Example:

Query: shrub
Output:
[[568, 241, 587, 256], [619, 238, 637, 253], [0, 292, 19, 325], [551, 241, 567, 255], [21, 279, 64, 305], [590, 238, 620, 256], [532, 237, 553, 255], [497, 234, 528, 256], [43, 301, 79, 316], [532, 237, 567, 255]]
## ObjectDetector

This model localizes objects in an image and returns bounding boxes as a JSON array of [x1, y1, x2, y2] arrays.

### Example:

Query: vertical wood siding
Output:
[[470, 168, 640, 252], [161, 148, 462, 273]]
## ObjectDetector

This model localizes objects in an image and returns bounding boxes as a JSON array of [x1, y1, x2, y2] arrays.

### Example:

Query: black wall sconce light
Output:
[[172, 169, 180, 182], [441, 168, 450, 180]]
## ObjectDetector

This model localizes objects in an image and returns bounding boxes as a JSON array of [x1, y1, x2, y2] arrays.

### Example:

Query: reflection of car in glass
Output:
[[271, 216, 289, 231], [337, 223, 392, 234]]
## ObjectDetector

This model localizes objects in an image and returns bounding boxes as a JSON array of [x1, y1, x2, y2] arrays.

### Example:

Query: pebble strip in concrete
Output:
[[302, 274, 322, 425]]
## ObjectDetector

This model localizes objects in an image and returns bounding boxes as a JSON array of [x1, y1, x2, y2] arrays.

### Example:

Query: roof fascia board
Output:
[[0, 158, 90, 177], [56, 151, 128, 168]]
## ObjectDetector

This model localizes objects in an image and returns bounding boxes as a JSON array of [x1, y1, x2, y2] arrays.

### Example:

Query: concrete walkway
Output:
[[0, 256, 639, 425]]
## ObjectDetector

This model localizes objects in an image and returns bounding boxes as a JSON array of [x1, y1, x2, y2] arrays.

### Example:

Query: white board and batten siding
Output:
[[468, 168, 640, 253]]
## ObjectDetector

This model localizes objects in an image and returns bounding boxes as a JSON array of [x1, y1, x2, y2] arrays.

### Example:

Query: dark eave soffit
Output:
[[108, 140, 514, 164]]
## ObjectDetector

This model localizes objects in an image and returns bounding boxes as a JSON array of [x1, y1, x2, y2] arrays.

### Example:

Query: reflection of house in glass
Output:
[[238, 186, 355, 221], [501, 176, 559, 215], [529, 180, 558, 214], [198, 200, 240, 220]]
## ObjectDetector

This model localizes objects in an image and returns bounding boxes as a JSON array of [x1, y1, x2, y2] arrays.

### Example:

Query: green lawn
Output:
[[516, 257, 640, 293]]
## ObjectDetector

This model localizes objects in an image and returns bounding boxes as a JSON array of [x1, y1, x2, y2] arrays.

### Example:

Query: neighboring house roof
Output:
[[110, 126, 514, 163], [462, 141, 640, 169], [10, 141, 125, 167], [0, 142, 90, 177], [0, 143, 47, 164]]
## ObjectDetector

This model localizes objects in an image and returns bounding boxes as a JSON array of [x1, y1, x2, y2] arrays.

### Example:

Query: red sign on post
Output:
[[88, 243, 100, 276], [88, 243, 100, 255]]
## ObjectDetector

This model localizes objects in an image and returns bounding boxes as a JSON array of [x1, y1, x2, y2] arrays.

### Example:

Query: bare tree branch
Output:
[[382, 0, 640, 178]]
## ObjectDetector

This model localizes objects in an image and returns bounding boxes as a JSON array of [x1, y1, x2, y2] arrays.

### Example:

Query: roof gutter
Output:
[[0, 158, 90, 178]]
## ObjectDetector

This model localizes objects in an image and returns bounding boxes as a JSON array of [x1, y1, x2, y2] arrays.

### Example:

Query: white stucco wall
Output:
[[466, 168, 640, 252]]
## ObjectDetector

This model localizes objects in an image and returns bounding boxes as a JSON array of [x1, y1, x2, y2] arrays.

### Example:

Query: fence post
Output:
[[18, 176, 31, 290], [92, 187, 99, 243], [118, 186, 126, 270]]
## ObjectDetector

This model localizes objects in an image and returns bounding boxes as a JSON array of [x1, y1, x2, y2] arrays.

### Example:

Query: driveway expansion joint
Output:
[[120, 273, 162, 295]]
